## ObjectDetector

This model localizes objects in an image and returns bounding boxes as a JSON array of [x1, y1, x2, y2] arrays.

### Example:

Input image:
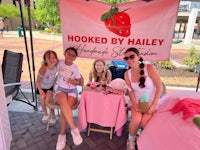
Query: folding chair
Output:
[[46, 74, 84, 131], [2, 50, 36, 109]]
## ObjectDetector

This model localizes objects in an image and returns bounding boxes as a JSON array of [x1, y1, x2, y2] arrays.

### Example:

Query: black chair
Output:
[[2, 49, 36, 109]]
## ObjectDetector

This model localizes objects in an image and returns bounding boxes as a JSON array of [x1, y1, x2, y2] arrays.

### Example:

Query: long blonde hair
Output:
[[91, 59, 107, 82]]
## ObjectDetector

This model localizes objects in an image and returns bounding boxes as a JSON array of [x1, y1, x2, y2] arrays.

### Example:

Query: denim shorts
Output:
[[55, 86, 78, 98]]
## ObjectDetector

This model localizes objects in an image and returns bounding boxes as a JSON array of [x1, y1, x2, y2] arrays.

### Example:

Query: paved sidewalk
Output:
[[2, 31, 62, 41]]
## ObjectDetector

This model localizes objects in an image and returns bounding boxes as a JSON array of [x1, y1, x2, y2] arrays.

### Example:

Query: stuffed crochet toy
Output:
[[87, 82, 100, 89], [106, 78, 131, 94], [169, 98, 200, 128]]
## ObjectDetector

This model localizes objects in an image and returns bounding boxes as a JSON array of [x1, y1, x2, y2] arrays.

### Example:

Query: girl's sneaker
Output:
[[126, 138, 135, 150], [49, 117, 57, 126], [42, 116, 48, 123], [71, 128, 83, 145], [56, 134, 66, 150]]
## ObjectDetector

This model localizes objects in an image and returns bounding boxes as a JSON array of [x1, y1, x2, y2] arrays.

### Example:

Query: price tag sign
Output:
[[196, 64, 200, 72]]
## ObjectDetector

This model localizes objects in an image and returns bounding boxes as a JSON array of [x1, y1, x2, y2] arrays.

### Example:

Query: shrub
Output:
[[156, 61, 174, 69], [44, 28, 52, 33], [183, 46, 200, 71]]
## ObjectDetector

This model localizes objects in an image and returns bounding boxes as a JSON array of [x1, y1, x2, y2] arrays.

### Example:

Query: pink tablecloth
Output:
[[137, 90, 200, 150], [78, 90, 127, 132]]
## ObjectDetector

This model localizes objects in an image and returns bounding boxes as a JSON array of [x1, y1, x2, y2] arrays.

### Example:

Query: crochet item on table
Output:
[[87, 82, 100, 89], [169, 97, 200, 128], [169, 97, 200, 119], [106, 87, 126, 95]]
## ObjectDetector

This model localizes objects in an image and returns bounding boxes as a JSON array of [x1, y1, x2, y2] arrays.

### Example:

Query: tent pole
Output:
[[196, 72, 200, 92], [27, 0, 38, 110], [17, 0, 36, 110]]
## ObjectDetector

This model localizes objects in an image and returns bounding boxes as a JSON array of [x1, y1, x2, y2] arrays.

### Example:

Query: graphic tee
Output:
[[41, 66, 58, 89], [56, 60, 81, 89]]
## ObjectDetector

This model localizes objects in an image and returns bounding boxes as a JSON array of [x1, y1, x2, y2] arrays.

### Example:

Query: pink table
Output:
[[137, 90, 200, 150], [78, 90, 127, 135]]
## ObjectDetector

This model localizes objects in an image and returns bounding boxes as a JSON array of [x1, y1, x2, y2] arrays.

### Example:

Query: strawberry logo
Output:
[[101, 7, 131, 37]]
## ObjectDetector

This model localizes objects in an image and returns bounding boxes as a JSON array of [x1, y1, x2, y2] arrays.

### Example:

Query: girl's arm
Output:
[[106, 69, 112, 84], [36, 64, 46, 96], [147, 64, 162, 113]]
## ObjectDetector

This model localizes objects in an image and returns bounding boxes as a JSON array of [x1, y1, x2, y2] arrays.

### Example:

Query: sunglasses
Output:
[[123, 54, 136, 61]]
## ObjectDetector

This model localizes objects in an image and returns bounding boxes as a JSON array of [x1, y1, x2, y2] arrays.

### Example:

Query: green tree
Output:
[[0, 4, 20, 20], [34, 0, 60, 31], [0, 4, 20, 29]]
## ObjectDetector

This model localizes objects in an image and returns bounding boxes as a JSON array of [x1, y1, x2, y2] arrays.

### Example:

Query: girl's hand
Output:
[[68, 78, 77, 85], [101, 77, 107, 81], [39, 90, 45, 99], [131, 104, 141, 112], [147, 104, 156, 114]]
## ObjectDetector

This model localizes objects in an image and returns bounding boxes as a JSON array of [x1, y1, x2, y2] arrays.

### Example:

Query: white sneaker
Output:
[[136, 128, 143, 136], [42, 115, 49, 124], [71, 128, 83, 145], [126, 138, 135, 150], [49, 118, 57, 126], [56, 134, 66, 150]]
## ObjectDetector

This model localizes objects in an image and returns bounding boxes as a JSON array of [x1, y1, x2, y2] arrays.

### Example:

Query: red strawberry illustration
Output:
[[101, 7, 131, 37]]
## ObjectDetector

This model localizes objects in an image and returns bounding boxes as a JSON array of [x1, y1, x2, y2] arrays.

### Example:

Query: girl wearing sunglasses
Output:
[[123, 47, 163, 150]]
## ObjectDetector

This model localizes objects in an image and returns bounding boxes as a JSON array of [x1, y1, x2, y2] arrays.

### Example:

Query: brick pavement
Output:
[[9, 111, 128, 150]]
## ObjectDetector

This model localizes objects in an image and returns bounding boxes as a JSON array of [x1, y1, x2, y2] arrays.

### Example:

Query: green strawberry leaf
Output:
[[101, 7, 130, 22], [101, 7, 119, 22]]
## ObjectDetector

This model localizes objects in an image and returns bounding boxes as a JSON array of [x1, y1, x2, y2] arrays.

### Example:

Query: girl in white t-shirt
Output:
[[36, 50, 58, 126], [55, 47, 83, 150]]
